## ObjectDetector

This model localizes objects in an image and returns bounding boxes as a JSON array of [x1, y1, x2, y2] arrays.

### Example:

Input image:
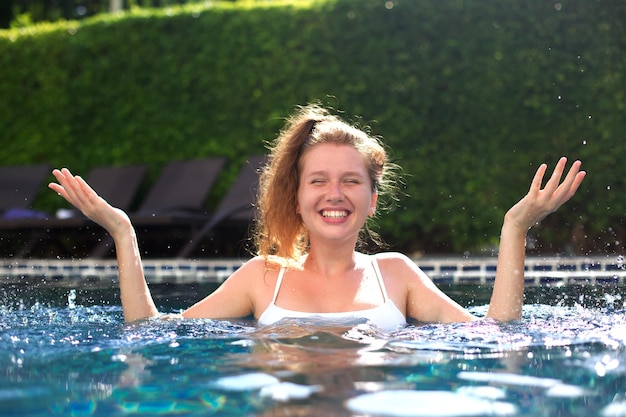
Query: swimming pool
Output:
[[1, 265, 626, 416]]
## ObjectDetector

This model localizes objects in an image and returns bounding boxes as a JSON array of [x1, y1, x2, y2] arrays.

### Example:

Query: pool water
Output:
[[1, 282, 625, 416]]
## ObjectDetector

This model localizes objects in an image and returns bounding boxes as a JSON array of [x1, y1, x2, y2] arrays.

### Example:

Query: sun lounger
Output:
[[176, 155, 266, 258], [0, 164, 51, 217], [88, 164, 148, 213], [1, 164, 148, 257], [91, 157, 226, 257]]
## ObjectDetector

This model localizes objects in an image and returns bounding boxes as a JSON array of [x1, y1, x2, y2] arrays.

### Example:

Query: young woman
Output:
[[49, 104, 586, 331]]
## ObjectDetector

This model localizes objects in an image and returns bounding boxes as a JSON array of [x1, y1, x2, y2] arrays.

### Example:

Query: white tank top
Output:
[[257, 257, 406, 331]]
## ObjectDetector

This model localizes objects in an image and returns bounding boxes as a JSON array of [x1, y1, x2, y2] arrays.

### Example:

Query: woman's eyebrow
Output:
[[304, 170, 365, 177]]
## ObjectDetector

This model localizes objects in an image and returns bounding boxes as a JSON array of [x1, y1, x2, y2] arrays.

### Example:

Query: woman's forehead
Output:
[[300, 144, 368, 173]]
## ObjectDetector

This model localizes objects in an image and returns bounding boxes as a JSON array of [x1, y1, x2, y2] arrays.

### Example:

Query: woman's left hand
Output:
[[505, 157, 586, 232]]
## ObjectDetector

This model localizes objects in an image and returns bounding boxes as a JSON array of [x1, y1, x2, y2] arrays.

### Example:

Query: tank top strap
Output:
[[370, 256, 389, 302], [271, 267, 287, 303]]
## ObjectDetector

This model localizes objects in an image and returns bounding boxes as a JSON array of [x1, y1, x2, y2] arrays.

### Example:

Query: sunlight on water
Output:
[[0, 285, 625, 416]]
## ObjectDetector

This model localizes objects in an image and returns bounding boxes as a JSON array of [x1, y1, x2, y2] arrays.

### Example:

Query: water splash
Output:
[[67, 289, 76, 309], [1, 287, 625, 416]]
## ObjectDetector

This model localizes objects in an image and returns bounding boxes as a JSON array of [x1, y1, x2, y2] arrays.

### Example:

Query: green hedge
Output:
[[1, 0, 625, 255]]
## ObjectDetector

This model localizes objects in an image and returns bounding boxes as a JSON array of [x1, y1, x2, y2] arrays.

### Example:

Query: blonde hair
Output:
[[255, 104, 397, 261]]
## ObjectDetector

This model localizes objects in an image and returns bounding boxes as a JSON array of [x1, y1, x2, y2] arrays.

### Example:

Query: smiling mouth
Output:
[[321, 210, 349, 219]]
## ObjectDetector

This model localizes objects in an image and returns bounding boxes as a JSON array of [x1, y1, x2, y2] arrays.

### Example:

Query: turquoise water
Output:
[[1, 283, 625, 416]]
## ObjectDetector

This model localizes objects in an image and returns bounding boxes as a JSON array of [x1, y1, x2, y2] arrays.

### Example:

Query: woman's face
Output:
[[296, 143, 377, 246]]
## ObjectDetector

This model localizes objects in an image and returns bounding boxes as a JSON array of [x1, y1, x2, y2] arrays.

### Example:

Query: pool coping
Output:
[[2, 255, 625, 287]]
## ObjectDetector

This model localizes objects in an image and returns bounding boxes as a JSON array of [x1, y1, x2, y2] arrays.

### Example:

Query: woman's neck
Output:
[[303, 245, 361, 278]]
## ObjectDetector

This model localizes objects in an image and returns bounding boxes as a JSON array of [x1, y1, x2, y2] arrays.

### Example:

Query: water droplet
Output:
[[67, 289, 76, 309]]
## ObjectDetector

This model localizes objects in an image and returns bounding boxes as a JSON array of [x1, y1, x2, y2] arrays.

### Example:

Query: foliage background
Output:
[[1, 0, 625, 256]]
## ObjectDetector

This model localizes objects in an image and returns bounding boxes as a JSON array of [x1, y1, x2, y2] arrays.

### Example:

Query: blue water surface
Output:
[[1, 283, 625, 417]]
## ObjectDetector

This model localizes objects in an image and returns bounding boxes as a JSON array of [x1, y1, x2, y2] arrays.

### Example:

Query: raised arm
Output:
[[49, 168, 159, 322], [487, 157, 586, 321]]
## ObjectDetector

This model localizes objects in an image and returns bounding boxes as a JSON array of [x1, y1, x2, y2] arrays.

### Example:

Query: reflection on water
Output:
[[0, 284, 625, 416]]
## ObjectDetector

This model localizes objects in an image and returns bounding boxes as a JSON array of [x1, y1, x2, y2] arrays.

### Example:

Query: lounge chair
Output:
[[0, 164, 51, 217], [91, 157, 226, 257], [0, 164, 51, 257], [87, 164, 148, 213], [2, 164, 148, 258], [177, 155, 266, 258], [45, 164, 149, 222], [1, 164, 147, 226]]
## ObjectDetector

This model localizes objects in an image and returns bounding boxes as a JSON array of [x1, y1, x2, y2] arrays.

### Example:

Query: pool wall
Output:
[[2, 256, 625, 287]]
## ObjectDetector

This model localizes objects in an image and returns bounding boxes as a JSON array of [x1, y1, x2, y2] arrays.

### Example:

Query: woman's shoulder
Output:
[[371, 251, 414, 265], [370, 252, 429, 278], [220, 256, 282, 290], [234, 255, 290, 275]]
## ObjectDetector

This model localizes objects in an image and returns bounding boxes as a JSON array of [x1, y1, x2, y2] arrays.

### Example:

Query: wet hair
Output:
[[255, 104, 398, 261]]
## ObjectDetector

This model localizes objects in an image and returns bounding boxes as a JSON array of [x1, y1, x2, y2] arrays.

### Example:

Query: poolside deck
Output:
[[2, 256, 625, 287]]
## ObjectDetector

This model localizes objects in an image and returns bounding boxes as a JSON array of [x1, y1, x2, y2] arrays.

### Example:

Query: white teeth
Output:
[[322, 210, 348, 218]]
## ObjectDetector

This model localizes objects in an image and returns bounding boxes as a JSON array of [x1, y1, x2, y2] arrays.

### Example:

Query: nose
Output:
[[326, 180, 344, 202]]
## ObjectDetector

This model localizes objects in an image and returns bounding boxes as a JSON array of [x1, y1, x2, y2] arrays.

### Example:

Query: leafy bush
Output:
[[1, 0, 625, 255]]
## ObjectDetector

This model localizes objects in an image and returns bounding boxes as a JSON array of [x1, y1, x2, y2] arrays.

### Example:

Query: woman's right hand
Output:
[[50, 168, 158, 322], [49, 168, 132, 237]]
